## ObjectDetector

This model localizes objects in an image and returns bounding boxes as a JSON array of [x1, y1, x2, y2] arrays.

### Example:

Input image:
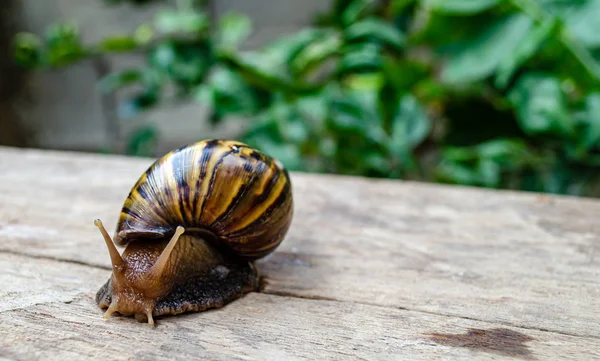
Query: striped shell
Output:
[[113, 139, 293, 260]]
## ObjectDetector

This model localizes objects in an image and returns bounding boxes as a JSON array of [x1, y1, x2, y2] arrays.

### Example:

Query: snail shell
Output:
[[115, 138, 293, 259], [94, 139, 293, 325]]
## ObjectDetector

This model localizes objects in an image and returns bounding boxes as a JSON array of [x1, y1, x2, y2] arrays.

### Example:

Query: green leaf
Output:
[[262, 96, 314, 145], [436, 159, 479, 185], [220, 51, 288, 87], [154, 9, 209, 35], [441, 14, 533, 84], [219, 50, 318, 93], [223, 28, 338, 91], [344, 73, 384, 91], [475, 139, 528, 164], [341, 0, 376, 26], [126, 125, 159, 157], [194, 83, 214, 107], [283, 116, 310, 144], [217, 12, 252, 50], [44, 23, 88, 67], [118, 91, 160, 119], [148, 41, 212, 86], [364, 151, 391, 174], [345, 18, 406, 51], [508, 73, 573, 136], [330, 96, 370, 133], [198, 66, 258, 116], [389, 94, 432, 157], [134, 23, 154, 45], [243, 126, 304, 171], [329, 89, 387, 145], [149, 42, 176, 71], [383, 58, 430, 92], [443, 146, 477, 162], [562, 0, 600, 48], [98, 69, 144, 93], [296, 94, 329, 130], [477, 159, 501, 187], [44, 23, 79, 46], [261, 28, 328, 65], [100, 35, 138, 52], [390, 0, 417, 14], [290, 30, 341, 77], [495, 17, 557, 88], [259, 141, 304, 171], [115, 69, 162, 118], [424, 0, 500, 14], [13, 32, 42, 68], [339, 43, 383, 73], [438, 145, 505, 188], [581, 92, 600, 150]]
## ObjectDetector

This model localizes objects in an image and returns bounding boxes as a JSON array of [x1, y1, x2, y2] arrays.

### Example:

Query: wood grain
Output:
[[0, 145, 599, 360], [1, 253, 598, 361]]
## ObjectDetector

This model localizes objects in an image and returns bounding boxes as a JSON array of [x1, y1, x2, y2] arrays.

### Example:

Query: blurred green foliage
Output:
[[12, 0, 600, 197]]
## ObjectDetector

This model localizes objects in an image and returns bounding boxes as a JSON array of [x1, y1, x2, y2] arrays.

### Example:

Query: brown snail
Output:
[[94, 139, 293, 325]]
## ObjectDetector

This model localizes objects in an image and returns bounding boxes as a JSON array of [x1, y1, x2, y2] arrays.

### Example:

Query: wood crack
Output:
[[0, 249, 111, 270], [3, 249, 598, 341], [261, 289, 600, 341], [0, 294, 91, 315]]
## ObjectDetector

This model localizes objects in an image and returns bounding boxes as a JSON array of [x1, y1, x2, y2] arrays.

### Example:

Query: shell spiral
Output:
[[113, 139, 293, 260]]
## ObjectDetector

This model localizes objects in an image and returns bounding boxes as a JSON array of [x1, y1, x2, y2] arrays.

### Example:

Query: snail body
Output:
[[94, 139, 293, 325]]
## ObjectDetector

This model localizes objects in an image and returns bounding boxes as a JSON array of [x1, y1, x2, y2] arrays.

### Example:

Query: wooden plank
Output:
[[1, 252, 599, 361], [0, 146, 599, 340]]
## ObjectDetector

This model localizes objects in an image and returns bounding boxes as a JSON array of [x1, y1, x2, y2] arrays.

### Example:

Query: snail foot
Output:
[[153, 258, 259, 317]]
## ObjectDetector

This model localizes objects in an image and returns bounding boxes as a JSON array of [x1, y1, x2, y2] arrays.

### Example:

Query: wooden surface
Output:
[[0, 145, 599, 360]]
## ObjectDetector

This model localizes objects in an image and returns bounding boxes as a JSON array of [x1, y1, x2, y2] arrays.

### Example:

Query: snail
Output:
[[93, 139, 293, 325]]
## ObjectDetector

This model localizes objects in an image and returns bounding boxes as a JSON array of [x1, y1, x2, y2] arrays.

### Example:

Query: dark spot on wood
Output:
[[424, 328, 536, 360]]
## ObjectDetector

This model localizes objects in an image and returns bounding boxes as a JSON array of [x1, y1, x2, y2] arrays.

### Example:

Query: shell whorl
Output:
[[113, 139, 293, 260]]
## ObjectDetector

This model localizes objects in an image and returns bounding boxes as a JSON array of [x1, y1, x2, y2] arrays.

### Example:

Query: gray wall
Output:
[[12, 0, 331, 155]]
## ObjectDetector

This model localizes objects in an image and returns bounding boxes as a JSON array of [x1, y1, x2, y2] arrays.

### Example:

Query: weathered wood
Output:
[[1, 253, 598, 360], [1, 145, 599, 360]]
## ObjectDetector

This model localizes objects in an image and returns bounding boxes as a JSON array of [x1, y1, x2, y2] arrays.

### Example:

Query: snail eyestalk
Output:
[[148, 226, 185, 281], [94, 219, 124, 269]]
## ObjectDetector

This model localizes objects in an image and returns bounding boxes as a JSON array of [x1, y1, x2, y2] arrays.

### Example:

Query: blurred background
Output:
[[2, 0, 600, 197]]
